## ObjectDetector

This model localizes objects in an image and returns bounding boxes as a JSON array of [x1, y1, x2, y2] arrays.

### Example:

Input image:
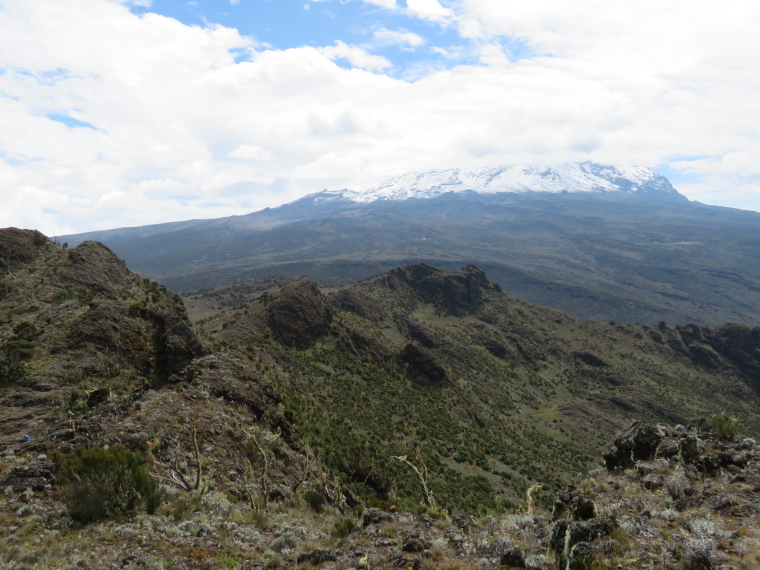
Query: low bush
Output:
[[712, 413, 739, 441], [54, 446, 163, 522], [334, 517, 357, 538], [0, 349, 25, 384], [304, 490, 325, 512], [0, 281, 12, 301]]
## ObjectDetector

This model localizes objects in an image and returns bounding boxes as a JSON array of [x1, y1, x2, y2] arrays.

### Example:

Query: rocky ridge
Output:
[[3, 229, 760, 569], [197, 261, 760, 515], [3, 414, 760, 570]]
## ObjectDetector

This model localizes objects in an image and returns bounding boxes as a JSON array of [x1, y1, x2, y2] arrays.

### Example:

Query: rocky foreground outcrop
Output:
[[3, 416, 760, 570]]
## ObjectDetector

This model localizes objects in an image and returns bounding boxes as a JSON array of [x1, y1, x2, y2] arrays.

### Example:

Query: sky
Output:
[[1, 0, 759, 235]]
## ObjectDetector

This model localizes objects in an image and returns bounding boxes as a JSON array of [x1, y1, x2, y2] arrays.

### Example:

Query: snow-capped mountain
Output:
[[311, 163, 686, 204]]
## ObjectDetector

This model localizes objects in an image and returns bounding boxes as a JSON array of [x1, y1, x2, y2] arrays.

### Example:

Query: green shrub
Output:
[[54, 446, 163, 522], [2, 321, 39, 363], [0, 349, 25, 384], [0, 281, 12, 301], [77, 289, 96, 305], [170, 495, 201, 522], [712, 413, 739, 441], [304, 490, 325, 512], [4, 339, 34, 360], [333, 517, 357, 538], [13, 321, 39, 341], [52, 287, 75, 304], [32, 230, 48, 247]]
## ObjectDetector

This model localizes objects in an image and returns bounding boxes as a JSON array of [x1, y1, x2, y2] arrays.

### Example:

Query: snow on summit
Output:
[[329, 163, 686, 204]]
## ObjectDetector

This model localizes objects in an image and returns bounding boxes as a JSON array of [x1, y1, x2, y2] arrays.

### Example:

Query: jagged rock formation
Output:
[[0, 228, 324, 511], [381, 263, 497, 315], [266, 280, 333, 350]]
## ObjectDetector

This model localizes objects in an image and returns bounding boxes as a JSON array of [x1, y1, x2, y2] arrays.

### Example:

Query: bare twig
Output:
[[192, 428, 203, 492], [241, 428, 277, 511], [391, 448, 437, 508]]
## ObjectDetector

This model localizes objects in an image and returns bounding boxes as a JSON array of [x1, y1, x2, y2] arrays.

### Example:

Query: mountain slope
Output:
[[197, 262, 760, 512], [60, 165, 760, 327], [166, 191, 760, 327]]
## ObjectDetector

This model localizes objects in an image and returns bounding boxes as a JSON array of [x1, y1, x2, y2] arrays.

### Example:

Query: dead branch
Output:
[[241, 428, 276, 511], [525, 483, 542, 515], [391, 448, 437, 509]]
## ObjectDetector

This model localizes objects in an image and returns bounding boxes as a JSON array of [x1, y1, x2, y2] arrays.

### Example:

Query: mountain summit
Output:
[[59, 161, 760, 328], [310, 162, 687, 204]]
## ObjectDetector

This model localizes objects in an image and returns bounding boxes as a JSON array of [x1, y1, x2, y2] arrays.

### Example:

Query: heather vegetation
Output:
[[54, 446, 162, 522], [2, 227, 760, 569], [196, 264, 760, 515]]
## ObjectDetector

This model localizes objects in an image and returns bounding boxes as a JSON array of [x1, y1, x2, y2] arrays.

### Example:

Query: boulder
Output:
[[403, 317, 436, 349], [2, 460, 53, 492], [450, 513, 472, 530], [87, 388, 111, 408], [363, 508, 393, 526], [61, 241, 133, 293], [296, 549, 336, 566], [402, 538, 426, 553], [679, 436, 702, 464], [0, 228, 45, 271], [602, 420, 662, 471], [572, 497, 597, 521], [573, 352, 608, 368]]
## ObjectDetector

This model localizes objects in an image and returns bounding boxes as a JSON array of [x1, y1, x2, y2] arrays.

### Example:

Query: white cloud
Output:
[[362, 0, 397, 8], [0, 0, 760, 235], [317, 41, 391, 70], [671, 153, 760, 181], [230, 0, 239, 4], [406, 0, 454, 22], [373, 28, 425, 47], [229, 145, 274, 161]]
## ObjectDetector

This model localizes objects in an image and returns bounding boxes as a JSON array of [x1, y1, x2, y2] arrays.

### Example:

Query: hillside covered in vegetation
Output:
[[2, 227, 760, 569]]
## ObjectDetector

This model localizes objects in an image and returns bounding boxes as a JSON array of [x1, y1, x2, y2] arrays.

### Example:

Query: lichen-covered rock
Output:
[[571, 497, 597, 521], [1, 460, 53, 492], [679, 436, 702, 464], [185, 353, 299, 444], [450, 513, 472, 530], [297, 548, 336, 565], [602, 420, 663, 471], [61, 241, 133, 293], [402, 317, 436, 349], [363, 508, 393, 526]]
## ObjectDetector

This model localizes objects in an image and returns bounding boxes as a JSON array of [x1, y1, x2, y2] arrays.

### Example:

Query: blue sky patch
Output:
[[45, 113, 97, 130], [127, 0, 524, 77]]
